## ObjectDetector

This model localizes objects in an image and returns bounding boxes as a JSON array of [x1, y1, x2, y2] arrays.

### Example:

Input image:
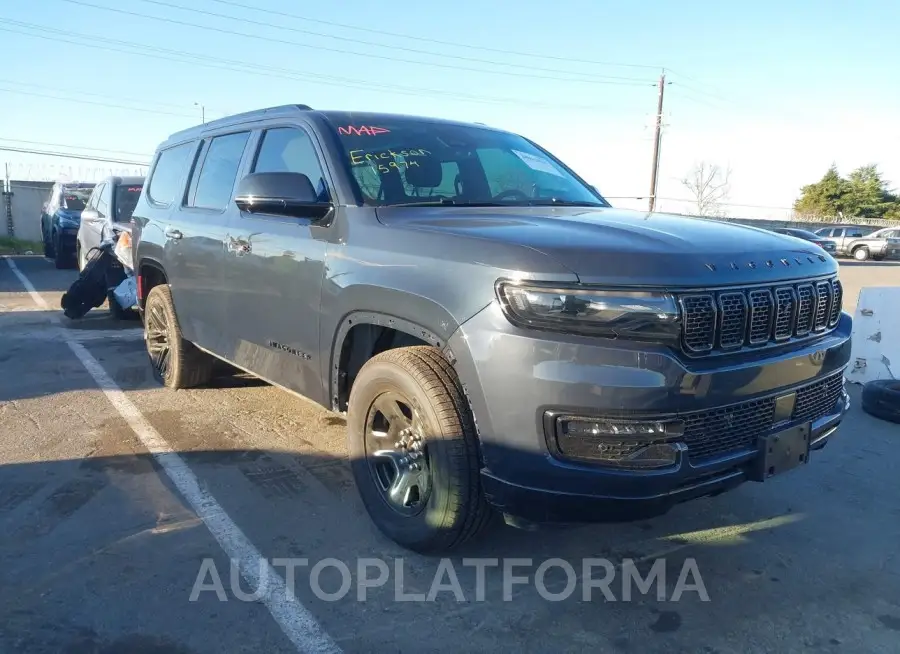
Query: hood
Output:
[[375, 206, 838, 287]]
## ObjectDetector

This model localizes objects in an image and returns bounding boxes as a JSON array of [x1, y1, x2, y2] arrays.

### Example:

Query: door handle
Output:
[[165, 227, 183, 240], [224, 236, 251, 255]]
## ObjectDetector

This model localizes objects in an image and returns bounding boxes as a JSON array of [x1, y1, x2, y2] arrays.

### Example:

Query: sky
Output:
[[1, 0, 898, 218]]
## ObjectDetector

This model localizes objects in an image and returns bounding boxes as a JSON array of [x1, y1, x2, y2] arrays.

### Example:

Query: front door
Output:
[[222, 125, 332, 402]]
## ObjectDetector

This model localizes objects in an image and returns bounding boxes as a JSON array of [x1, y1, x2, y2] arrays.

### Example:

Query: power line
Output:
[[57, 0, 655, 87], [206, 0, 663, 70], [0, 22, 646, 113], [0, 77, 211, 115], [0, 138, 153, 158], [0, 146, 149, 166], [133, 0, 652, 83], [0, 86, 196, 119]]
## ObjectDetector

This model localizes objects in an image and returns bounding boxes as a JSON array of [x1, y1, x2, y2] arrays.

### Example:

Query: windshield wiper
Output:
[[527, 198, 605, 207], [393, 199, 507, 207]]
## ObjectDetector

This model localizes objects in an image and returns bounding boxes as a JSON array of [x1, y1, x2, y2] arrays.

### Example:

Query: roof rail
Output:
[[167, 104, 314, 141]]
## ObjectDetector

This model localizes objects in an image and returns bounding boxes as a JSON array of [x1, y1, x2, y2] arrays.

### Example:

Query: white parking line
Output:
[[4, 258, 340, 654]]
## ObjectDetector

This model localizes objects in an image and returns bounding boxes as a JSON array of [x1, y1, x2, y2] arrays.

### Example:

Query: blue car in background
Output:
[[40, 181, 96, 268]]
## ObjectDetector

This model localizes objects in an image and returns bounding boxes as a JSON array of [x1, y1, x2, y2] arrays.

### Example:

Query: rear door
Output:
[[222, 124, 332, 399], [169, 130, 252, 356]]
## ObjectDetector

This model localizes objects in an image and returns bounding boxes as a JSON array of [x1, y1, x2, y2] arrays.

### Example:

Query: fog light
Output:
[[554, 417, 684, 469]]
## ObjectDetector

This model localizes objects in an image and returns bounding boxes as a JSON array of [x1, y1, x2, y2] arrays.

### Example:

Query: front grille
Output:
[[683, 397, 776, 460], [794, 373, 844, 423], [678, 276, 840, 355], [682, 372, 845, 461]]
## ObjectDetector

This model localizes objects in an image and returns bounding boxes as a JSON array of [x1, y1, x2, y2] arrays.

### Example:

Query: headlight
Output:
[[496, 281, 680, 341]]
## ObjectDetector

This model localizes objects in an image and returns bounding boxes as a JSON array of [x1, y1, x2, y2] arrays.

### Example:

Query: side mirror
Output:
[[81, 208, 101, 221], [234, 172, 331, 220]]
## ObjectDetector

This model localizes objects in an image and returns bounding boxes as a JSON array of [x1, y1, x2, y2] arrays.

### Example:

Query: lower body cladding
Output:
[[447, 302, 853, 524]]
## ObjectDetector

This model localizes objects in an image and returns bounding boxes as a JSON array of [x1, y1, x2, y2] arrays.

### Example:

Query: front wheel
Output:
[[347, 346, 490, 552], [143, 285, 215, 389], [853, 247, 870, 261]]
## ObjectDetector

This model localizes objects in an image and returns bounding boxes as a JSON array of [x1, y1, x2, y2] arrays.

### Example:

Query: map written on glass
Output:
[[338, 126, 390, 136]]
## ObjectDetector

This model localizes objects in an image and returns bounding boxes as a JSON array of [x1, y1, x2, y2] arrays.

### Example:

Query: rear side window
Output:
[[191, 132, 251, 210], [253, 127, 329, 202], [148, 142, 196, 205], [115, 184, 143, 222]]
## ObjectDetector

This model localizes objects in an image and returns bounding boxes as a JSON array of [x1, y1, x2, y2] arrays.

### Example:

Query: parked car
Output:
[[77, 176, 144, 271], [772, 227, 837, 255], [813, 225, 897, 261], [132, 105, 852, 552], [40, 181, 95, 268]]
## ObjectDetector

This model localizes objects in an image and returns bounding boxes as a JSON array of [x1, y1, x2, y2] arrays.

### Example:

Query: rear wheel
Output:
[[144, 284, 215, 389], [53, 232, 70, 269], [347, 346, 490, 553], [853, 247, 870, 261], [43, 227, 55, 258]]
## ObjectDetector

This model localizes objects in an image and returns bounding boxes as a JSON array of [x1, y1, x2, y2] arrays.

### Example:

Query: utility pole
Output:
[[648, 72, 666, 212]]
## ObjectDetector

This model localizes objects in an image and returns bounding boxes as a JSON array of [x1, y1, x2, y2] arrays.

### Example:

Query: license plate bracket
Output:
[[750, 423, 811, 481]]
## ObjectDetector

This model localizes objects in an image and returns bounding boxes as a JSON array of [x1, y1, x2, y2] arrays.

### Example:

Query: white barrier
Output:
[[847, 287, 900, 384]]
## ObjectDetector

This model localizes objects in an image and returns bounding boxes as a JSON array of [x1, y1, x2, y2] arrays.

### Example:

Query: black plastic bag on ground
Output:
[[60, 243, 126, 319]]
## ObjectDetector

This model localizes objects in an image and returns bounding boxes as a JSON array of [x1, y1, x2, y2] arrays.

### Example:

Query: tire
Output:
[[853, 247, 869, 261], [873, 255, 885, 262], [43, 228, 55, 258], [53, 232, 71, 269], [861, 379, 900, 424], [348, 346, 490, 553], [143, 284, 215, 389]]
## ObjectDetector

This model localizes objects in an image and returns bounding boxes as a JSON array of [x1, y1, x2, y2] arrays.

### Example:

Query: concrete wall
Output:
[[4, 180, 53, 242]]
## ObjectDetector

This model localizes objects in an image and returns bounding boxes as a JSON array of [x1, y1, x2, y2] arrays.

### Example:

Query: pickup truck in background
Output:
[[814, 225, 900, 261]]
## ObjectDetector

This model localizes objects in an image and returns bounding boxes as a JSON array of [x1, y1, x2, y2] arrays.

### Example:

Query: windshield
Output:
[[60, 187, 93, 211], [328, 116, 607, 208], [114, 184, 143, 223]]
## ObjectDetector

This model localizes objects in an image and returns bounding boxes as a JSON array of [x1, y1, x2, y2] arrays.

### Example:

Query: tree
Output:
[[794, 164, 900, 220], [680, 162, 732, 216], [793, 164, 847, 217]]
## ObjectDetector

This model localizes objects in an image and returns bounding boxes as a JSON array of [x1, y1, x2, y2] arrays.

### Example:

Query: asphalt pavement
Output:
[[1, 255, 899, 654]]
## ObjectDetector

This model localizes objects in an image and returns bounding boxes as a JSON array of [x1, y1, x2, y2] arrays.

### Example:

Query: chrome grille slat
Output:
[[681, 295, 715, 353], [814, 281, 831, 331], [829, 279, 843, 326], [774, 287, 796, 340], [748, 289, 774, 344], [795, 284, 815, 336], [717, 292, 747, 349], [678, 276, 841, 356]]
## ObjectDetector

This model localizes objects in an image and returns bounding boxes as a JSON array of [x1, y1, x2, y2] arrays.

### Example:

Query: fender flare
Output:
[[328, 310, 447, 411]]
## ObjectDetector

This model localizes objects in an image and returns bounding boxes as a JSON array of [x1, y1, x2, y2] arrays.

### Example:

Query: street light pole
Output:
[[194, 102, 205, 124]]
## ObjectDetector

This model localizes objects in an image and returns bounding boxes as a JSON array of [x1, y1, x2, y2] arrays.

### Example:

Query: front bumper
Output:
[[447, 302, 853, 523]]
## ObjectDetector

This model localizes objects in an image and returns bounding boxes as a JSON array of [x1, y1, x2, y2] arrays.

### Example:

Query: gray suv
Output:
[[132, 105, 852, 552]]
